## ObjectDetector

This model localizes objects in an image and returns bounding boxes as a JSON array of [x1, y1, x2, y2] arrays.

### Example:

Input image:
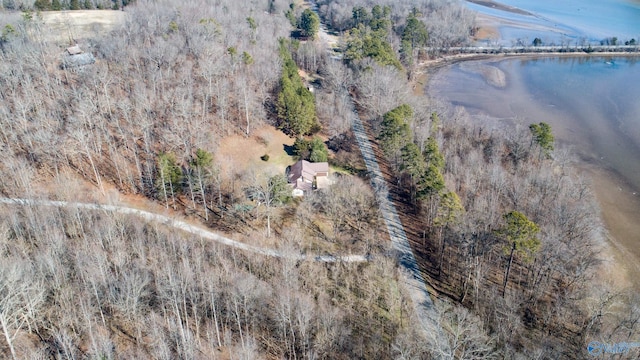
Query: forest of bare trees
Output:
[[0, 0, 425, 357], [0, 0, 638, 358], [308, 1, 640, 357], [0, 198, 425, 358], [347, 46, 640, 360], [314, 0, 475, 48]]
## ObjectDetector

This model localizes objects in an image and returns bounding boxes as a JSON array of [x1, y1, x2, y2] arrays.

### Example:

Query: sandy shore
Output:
[[584, 164, 640, 290]]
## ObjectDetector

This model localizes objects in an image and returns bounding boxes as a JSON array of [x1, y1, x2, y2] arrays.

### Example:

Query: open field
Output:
[[216, 126, 297, 179], [40, 9, 126, 43]]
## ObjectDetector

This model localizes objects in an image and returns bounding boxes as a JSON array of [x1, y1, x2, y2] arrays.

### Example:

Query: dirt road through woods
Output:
[[0, 198, 369, 263]]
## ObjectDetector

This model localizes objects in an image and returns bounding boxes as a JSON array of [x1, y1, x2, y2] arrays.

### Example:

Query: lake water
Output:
[[453, 0, 640, 194], [467, 0, 640, 45], [429, 1, 640, 282]]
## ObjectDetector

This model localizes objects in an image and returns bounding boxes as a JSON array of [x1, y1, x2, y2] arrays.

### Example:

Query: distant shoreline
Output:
[[417, 51, 640, 76], [466, 0, 532, 16]]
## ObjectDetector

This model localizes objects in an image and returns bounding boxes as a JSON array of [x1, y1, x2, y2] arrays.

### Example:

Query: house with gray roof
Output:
[[61, 45, 95, 70]]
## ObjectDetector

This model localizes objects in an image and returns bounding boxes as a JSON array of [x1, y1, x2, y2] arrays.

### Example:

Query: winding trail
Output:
[[0, 198, 368, 263]]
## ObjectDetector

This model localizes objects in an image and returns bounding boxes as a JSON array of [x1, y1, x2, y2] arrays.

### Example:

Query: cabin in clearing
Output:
[[286, 160, 330, 196]]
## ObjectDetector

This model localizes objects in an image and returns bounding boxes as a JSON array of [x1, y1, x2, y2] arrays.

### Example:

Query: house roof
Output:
[[294, 178, 313, 191], [61, 52, 96, 69], [287, 160, 329, 186], [66, 45, 83, 55]]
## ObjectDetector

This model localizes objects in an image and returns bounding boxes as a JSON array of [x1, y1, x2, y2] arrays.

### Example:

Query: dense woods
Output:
[[316, 1, 639, 356], [353, 64, 640, 357], [315, 0, 475, 49], [0, 0, 412, 356], [0, 200, 414, 358], [0, 0, 638, 358], [2, 0, 129, 11], [0, 0, 289, 194]]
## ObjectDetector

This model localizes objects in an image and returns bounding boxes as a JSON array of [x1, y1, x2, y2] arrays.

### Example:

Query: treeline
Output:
[[316, 0, 475, 49], [1, 0, 130, 11], [276, 39, 319, 138], [281, 0, 477, 77]]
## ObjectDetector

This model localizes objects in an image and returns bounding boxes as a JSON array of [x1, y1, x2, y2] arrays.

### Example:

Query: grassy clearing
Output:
[[39, 10, 126, 43], [216, 126, 297, 178]]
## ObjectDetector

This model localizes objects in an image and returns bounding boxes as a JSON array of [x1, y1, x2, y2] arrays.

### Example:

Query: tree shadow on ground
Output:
[[283, 144, 297, 157]]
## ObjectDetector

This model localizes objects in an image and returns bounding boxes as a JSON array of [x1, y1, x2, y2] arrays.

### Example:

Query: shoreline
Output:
[[585, 163, 640, 290], [418, 51, 640, 73], [418, 53, 640, 291], [413, 2, 640, 291], [466, 0, 533, 16]]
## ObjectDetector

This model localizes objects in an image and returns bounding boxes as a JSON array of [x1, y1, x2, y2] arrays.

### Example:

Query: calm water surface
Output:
[[467, 0, 640, 44], [456, 0, 640, 191], [428, 57, 640, 191]]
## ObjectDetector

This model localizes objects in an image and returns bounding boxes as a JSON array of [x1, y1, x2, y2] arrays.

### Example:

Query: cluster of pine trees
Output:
[[276, 39, 319, 139], [378, 104, 448, 204], [316, 0, 475, 52], [156, 148, 217, 219], [343, 5, 401, 69]]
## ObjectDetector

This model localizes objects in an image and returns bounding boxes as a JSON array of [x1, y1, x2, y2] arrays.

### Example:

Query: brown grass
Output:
[[40, 10, 126, 44], [216, 126, 297, 179], [473, 13, 501, 42]]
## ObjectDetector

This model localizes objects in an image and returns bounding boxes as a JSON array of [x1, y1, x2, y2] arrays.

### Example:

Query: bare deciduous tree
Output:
[[0, 259, 44, 360]]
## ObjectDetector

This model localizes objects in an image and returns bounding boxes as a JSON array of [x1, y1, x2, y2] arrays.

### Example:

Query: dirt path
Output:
[[349, 104, 451, 354], [308, 3, 453, 355], [0, 198, 368, 263]]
